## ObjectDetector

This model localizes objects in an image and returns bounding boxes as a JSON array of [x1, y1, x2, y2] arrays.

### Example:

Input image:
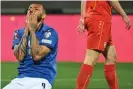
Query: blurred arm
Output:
[[108, 1, 127, 17], [30, 31, 51, 61], [14, 30, 28, 61], [108, 1, 131, 30], [81, 0, 86, 19]]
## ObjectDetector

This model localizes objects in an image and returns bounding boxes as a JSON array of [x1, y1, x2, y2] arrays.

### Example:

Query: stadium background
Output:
[[1, 1, 133, 89]]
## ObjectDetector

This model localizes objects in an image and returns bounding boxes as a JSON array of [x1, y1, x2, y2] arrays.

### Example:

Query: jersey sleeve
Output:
[[39, 29, 58, 49], [12, 30, 21, 49]]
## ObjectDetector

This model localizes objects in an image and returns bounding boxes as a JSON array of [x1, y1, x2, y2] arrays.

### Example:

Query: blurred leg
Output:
[[76, 49, 101, 89], [102, 45, 119, 89]]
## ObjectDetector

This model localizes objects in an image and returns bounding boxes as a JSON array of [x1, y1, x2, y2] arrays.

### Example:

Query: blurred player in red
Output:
[[76, 0, 131, 89]]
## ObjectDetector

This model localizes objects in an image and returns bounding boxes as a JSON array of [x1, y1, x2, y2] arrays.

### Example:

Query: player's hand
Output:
[[25, 13, 30, 35], [28, 12, 38, 32], [77, 18, 85, 34], [122, 15, 131, 30]]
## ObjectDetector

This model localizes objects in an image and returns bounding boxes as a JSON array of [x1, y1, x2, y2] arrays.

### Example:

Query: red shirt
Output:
[[85, 1, 112, 23]]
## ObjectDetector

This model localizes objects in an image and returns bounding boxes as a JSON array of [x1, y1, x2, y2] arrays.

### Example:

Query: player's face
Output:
[[27, 4, 45, 22]]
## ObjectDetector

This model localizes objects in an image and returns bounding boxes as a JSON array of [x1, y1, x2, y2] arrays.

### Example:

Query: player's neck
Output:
[[37, 21, 43, 32]]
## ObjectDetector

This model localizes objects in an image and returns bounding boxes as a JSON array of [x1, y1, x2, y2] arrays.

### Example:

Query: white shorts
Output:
[[3, 77, 52, 89]]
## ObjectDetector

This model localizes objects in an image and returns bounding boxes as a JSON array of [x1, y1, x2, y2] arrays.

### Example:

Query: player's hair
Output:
[[27, 2, 46, 14]]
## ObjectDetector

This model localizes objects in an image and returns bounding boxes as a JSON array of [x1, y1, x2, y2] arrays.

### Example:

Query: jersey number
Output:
[[42, 83, 45, 89]]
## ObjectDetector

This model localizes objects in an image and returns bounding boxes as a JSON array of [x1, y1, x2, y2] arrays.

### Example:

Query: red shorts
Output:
[[84, 17, 113, 51]]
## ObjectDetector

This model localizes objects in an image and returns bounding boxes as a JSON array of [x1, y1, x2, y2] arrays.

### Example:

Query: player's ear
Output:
[[42, 14, 46, 20], [41, 9, 46, 20]]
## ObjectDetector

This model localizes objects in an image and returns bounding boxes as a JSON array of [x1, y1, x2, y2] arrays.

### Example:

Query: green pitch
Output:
[[1, 62, 133, 89]]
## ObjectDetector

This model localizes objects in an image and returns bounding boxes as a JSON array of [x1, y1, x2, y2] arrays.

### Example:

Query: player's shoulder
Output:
[[14, 28, 25, 35], [42, 24, 58, 37]]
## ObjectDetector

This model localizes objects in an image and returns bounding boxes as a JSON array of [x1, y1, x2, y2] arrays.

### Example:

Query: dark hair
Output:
[[26, 2, 46, 14], [30, 1, 45, 9]]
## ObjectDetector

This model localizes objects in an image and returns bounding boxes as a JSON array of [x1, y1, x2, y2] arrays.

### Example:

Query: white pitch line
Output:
[[55, 78, 105, 81], [128, 82, 133, 86], [1, 78, 105, 82]]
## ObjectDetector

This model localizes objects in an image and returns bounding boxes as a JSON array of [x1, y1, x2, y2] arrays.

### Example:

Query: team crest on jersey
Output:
[[44, 31, 51, 38]]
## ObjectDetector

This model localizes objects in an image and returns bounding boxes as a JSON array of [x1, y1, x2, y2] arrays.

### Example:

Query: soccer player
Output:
[[3, 3, 58, 89], [76, 1, 131, 89]]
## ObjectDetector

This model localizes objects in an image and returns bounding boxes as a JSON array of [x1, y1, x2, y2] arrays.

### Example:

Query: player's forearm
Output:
[[109, 1, 127, 17], [14, 46, 25, 61], [14, 33, 28, 61], [30, 31, 43, 61], [81, 0, 86, 19]]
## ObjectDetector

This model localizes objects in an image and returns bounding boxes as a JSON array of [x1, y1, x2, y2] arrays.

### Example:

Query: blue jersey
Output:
[[12, 23, 58, 84]]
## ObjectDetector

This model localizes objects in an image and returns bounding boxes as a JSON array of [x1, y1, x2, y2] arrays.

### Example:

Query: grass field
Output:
[[1, 62, 133, 89]]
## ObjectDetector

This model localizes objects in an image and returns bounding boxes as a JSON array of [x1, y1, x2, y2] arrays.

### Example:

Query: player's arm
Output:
[[13, 28, 28, 61], [108, 1, 126, 17], [28, 13, 57, 61], [108, 1, 131, 30], [30, 31, 51, 61], [81, 0, 86, 19], [78, 0, 86, 34]]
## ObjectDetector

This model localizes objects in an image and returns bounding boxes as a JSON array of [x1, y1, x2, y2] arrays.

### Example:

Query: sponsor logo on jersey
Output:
[[42, 39, 52, 44]]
